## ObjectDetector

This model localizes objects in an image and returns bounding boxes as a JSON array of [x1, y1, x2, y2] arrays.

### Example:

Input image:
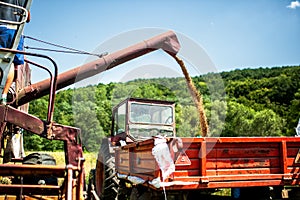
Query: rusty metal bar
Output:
[[50, 123, 83, 166], [0, 184, 61, 195], [66, 165, 73, 200], [0, 105, 44, 134], [76, 158, 85, 200], [0, 105, 83, 166], [16, 31, 180, 106], [24, 59, 55, 123], [0, 48, 58, 123], [0, 164, 66, 176], [0, 163, 82, 197]]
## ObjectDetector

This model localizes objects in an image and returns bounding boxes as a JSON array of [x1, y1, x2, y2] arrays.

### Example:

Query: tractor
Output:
[[89, 97, 300, 200]]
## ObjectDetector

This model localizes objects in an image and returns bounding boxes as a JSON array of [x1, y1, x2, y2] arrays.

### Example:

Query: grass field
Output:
[[27, 151, 98, 183], [0, 151, 98, 185]]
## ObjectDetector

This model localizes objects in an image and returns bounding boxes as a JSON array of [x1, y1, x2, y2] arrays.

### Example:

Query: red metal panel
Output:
[[132, 149, 156, 175], [116, 136, 300, 190], [280, 140, 288, 174], [116, 141, 159, 180], [206, 157, 280, 169], [200, 141, 207, 176], [116, 149, 130, 173], [188, 137, 300, 188], [176, 158, 199, 170], [214, 145, 280, 158], [206, 180, 284, 189], [172, 174, 285, 183], [205, 137, 300, 143], [208, 167, 281, 176], [287, 167, 300, 174], [173, 169, 199, 177]]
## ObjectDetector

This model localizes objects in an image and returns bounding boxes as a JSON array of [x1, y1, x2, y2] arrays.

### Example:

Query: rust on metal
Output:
[[0, 105, 83, 167], [16, 31, 181, 105], [116, 136, 300, 190], [0, 163, 83, 198]]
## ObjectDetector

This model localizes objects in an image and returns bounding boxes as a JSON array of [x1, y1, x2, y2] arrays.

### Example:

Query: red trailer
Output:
[[93, 98, 300, 200], [116, 136, 300, 189]]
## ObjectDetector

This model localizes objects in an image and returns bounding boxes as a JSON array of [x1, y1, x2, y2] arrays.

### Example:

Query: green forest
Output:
[[24, 65, 300, 152]]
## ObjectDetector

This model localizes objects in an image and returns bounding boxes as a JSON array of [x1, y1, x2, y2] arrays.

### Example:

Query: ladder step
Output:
[[0, 164, 78, 177], [0, 184, 61, 195]]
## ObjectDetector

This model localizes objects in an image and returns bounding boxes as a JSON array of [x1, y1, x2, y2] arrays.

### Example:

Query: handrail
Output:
[[0, 48, 58, 124], [24, 59, 55, 123], [0, 1, 29, 25]]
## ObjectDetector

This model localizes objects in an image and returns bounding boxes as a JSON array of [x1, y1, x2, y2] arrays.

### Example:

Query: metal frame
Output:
[[0, 1, 29, 25], [0, 163, 84, 199], [115, 136, 300, 190]]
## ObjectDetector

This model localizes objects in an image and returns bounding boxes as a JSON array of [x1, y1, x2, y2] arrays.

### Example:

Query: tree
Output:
[[287, 89, 300, 136], [223, 102, 284, 137], [73, 101, 105, 152], [176, 105, 200, 137], [206, 100, 227, 137], [24, 65, 300, 151], [251, 109, 284, 136]]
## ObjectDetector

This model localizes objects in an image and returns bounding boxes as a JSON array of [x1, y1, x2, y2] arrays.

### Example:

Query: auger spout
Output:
[[16, 31, 181, 106]]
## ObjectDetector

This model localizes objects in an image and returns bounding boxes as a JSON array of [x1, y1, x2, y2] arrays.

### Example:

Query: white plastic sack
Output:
[[152, 136, 175, 181]]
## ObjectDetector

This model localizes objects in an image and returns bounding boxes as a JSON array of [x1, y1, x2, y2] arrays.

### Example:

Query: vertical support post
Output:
[[280, 140, 288, 174], [76, 159, 85, 200], [129, 146, 134, 173], [66, 165, 73, 200], [199, 140, 207, 176], [0, 105, 7, 151], [115, 149, 119, 172]]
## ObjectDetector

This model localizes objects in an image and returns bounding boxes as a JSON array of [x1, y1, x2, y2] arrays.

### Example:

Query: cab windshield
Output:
[[129, 103, 173, 125]]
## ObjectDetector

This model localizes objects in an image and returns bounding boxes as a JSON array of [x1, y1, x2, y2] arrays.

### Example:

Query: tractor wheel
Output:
[[21, 153, 58, 185], [130, 186, 152, 200], [94, 138, 119, 200]]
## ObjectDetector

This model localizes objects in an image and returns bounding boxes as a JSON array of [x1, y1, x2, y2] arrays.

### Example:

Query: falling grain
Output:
[[174, 56, 209, 137]]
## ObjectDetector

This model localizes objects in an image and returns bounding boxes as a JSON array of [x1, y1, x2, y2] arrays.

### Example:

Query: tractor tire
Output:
[[130, 187, 152, 200], [87, 169, 96, 200], [21, 153, 58, 185], [94, 138, 119, 200]]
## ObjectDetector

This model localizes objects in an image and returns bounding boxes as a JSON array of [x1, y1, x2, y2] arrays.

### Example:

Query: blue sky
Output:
[[24, 0, 300, 84]]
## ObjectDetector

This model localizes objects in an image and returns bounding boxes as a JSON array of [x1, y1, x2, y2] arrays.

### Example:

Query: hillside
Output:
[[25, 65, 300, 152]]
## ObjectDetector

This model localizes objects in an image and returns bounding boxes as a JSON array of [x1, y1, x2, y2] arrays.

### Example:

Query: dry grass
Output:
[[27, 151, 98, 183], [0, 151, 97, 186]]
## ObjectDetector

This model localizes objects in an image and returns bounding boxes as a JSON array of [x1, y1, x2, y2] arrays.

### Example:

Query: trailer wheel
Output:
[[239, 187, 271, 200], [94, 138, 119, 200]]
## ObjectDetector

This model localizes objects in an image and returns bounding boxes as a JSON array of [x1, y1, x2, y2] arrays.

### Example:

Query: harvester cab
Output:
[[111, 98, 176, 145], [0, 1, 86, 199], [0, 0, 31, 103]]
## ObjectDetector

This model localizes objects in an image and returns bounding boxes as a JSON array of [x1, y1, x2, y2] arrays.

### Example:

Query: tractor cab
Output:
[[111, 98, 176, 145]]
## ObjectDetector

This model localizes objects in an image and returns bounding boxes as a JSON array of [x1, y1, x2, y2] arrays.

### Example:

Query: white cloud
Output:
[[287, 1, 300, 9]]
